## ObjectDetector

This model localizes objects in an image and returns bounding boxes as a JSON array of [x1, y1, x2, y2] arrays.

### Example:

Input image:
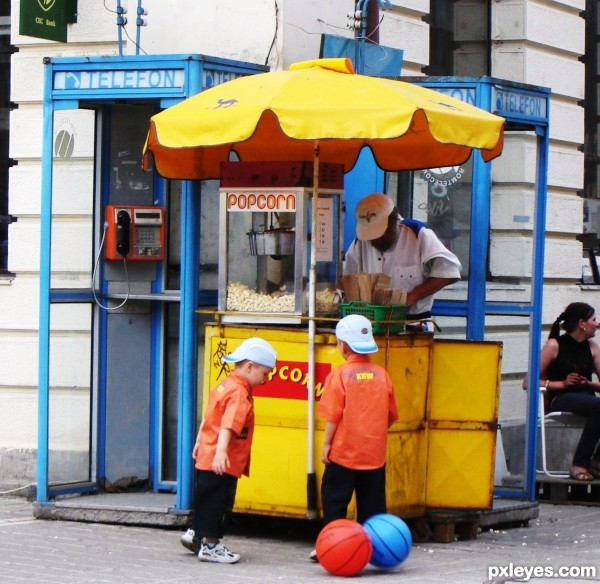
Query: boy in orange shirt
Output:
[[311, 314, 398, 561], [180, 337, 277, 564]]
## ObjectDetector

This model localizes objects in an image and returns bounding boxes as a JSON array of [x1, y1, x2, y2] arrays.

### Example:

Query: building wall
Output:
[[1, 0, 597, 487]]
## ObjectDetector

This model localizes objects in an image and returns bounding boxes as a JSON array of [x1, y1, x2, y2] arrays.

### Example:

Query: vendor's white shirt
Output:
[[343, 218, 462, 316]]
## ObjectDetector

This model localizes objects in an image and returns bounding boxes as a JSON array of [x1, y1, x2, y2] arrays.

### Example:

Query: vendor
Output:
[[343, 193, 462, 321]]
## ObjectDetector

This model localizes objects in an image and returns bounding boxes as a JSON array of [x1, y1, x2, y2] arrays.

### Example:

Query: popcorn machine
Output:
[[217, 162, 344, 324]]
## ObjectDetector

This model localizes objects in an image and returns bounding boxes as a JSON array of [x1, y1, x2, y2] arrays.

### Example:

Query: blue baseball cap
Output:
[[335, 314, 378, 354], [222, 337, 277, 369]]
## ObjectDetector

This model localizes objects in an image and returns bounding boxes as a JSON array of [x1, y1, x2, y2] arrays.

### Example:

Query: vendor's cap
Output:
[[355, 193, 395, 241], [223, 337, 277, 369], [336, 314, 378, 354]]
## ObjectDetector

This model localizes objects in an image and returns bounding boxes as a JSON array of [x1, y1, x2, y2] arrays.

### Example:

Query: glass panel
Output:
[[386, 159, 472, 302], [492, 313, 532, 492], [487, 134, 535, 302], [161, 302, 179, 483], [166, 179, 182, 291], [50, 109, 95, 289], [227, 197, 300, 313], [220, 188, 343, 321], [487, 138, 538, 492], [199, 180, 219, 294], [108, 104, 154, 203], [48, 304, 93, 485]]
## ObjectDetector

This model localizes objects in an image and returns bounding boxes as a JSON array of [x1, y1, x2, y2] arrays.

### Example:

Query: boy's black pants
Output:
[[192, 469, 238, 544], [321, 461, 386, 525]]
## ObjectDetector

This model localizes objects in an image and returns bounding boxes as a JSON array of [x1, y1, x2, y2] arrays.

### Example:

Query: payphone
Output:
[[104, 205, 165, 261]]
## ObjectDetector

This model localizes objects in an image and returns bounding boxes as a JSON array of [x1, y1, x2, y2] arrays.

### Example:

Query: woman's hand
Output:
[[564, 372, 589, 388]]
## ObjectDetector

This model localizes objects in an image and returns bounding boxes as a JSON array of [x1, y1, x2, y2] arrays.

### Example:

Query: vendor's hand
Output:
[[406, 290, 417, 306], [564, 372, 588, 388]]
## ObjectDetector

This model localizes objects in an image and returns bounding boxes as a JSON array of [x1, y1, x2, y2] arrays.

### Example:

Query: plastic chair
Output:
[[537, 387, 587, 477]]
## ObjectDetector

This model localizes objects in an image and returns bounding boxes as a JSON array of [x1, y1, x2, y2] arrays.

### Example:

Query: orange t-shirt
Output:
[[195, 371, 255, 478], [317, 353, 398, 470]]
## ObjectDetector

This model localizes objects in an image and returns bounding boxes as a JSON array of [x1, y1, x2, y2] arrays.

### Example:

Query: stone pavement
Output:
[[1, 495, 600, 583]]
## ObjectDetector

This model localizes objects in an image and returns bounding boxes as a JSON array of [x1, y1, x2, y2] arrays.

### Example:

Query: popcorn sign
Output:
[[226, 190, 297, 212]]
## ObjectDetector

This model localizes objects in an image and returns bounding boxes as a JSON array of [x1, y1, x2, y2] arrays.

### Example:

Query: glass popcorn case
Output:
[[217, 162, 344, 324]]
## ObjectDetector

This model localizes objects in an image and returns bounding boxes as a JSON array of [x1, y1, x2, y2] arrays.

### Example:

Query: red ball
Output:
[[315, 519, 373, 577]]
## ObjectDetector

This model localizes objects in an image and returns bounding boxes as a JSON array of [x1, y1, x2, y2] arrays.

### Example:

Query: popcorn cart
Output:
[[203, 161, 501, 522]]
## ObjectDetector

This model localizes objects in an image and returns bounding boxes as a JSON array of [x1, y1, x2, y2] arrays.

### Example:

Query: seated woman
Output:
[[523, 302, 600, 481]]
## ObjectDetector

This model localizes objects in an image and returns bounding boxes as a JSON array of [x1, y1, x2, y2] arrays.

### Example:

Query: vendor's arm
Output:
[[321, 421, 338, 465], [212, 428, 234, 475], [407, 255, 460, 307], [406, 276, 458, 307]]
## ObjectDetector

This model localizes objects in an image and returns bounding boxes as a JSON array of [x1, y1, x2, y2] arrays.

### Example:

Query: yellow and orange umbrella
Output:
[[143, 58, 504, 179]]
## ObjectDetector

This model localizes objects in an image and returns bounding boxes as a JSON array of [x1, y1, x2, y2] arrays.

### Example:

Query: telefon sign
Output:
[[19, 0, 78, 43]]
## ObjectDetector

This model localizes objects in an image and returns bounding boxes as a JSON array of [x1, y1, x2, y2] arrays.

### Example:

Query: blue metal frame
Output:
[[176, 179, 201, 510], [37, 54, 267, 506]]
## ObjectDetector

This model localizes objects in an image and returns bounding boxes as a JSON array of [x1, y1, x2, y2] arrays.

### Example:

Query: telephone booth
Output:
[[407, 77, 550, 502], [36, 55, 267, 512]]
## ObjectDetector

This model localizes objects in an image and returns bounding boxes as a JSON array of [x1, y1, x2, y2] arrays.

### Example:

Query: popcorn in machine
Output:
[[218, 162, 344, 324]]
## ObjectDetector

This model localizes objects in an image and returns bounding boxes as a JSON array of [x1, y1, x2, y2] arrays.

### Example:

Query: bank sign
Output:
[[20, 0, 78, 43]]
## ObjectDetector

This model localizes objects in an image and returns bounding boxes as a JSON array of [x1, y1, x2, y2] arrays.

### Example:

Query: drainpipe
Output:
[[366, 0, 379, 44]]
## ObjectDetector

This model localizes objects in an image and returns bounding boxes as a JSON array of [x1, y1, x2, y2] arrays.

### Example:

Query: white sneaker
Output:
[[198, 542, 241, 564], [309, 548, 319, 563], [180, 528, 196, 552]]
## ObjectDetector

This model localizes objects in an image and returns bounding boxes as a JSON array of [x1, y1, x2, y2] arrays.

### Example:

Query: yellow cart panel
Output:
[[425, 340, 502, 509]]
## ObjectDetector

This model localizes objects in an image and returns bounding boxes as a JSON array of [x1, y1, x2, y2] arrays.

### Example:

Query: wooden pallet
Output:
[[536, 474, 600, 505], [412, 509, 481, 543]]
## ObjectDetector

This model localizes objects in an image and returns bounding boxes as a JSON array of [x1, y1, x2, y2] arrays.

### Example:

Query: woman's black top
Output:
[[546, 334, 595, 399]]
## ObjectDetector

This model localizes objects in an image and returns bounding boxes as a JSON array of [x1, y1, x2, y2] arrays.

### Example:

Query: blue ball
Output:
[[363, 513, 412, 569]]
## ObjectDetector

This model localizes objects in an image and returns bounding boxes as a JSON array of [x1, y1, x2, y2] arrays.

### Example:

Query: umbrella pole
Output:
[[306, 140, 319, 519]]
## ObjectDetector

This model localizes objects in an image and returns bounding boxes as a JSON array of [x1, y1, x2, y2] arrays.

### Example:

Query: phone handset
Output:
[[115, 209, 131, 257]]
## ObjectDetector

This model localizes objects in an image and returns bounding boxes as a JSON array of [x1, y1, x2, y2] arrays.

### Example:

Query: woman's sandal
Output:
[[588, 467, 600, 480], [570, 467, 594, 481]]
